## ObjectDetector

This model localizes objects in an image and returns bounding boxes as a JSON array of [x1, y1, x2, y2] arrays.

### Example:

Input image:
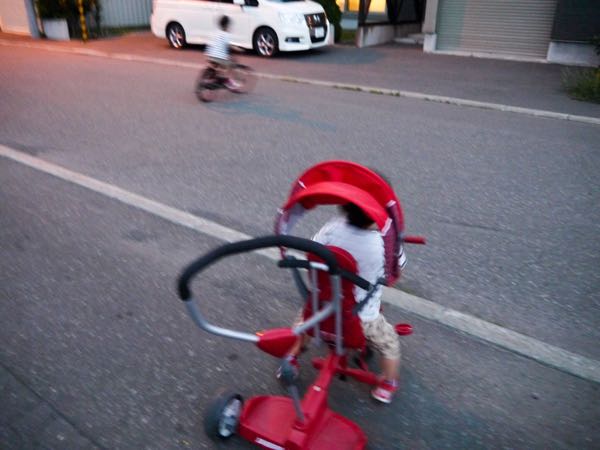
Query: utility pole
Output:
[[77, 0, 88, 42]]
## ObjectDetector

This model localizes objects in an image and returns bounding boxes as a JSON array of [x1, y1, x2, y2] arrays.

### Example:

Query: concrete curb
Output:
[[383, 288, 600, 384], [258, 73, 600, 126]]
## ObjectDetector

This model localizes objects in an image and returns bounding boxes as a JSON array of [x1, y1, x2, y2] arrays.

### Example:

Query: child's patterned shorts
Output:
[[361, 313, 401, 360]]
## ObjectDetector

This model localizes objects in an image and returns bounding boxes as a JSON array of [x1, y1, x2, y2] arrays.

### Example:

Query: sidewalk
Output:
[[2, 30, 600, 119]]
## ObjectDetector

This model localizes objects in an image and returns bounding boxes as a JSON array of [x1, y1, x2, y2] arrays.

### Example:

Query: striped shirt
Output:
[[205, 30, 230, 60]]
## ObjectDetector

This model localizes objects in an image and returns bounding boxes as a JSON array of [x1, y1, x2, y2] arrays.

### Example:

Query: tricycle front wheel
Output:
[[203, 390, 244, 439]]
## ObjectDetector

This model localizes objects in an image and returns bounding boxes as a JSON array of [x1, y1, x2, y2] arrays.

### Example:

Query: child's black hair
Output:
[[219, 15, 230, 30], [341, 203, 375, 229], [341, 167, 391, 229]]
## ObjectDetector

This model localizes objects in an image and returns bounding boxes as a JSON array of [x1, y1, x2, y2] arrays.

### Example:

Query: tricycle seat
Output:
[[303, 245, 367, 350]]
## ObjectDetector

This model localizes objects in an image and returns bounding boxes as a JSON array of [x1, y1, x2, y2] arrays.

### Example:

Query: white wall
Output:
[[0, 0, 33, 34], [547, 42, 600, 67], [356, 23, 421, 48]]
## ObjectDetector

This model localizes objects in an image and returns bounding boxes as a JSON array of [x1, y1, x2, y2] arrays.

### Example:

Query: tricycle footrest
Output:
[[239, 396, 296, 446], [305, 409, 366, 450], [238, 395, 366, 449]]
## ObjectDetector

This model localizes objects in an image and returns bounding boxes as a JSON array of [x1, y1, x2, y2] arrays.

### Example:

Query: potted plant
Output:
[[36, 0, 70, 40]]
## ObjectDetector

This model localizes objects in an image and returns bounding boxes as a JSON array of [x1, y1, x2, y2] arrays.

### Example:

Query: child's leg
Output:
[[207, 57, 228, 79], [362, 314, 401, 403], [277, 309, 309, 380], [361, 313, 401, 380], [287, 309, 310, 356], [380, 355, 400, 381]]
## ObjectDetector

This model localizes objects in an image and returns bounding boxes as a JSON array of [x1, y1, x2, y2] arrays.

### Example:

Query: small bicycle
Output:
[[195, 60, 257, 103]]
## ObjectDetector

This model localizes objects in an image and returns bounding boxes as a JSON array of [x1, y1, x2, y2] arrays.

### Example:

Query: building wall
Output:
[[434, 0, 557, 59], [423, 0, 599, 65], [0, 0, 154, 35], [0, 0, 33, 34]]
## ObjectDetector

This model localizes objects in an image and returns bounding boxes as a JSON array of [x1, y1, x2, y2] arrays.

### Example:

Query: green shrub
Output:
[[562, 67, 600, 103], [340, 28, 356, 44], [592, 35, 600, 57], [314, 0, 342, 43], [560, 35, 600, 103]]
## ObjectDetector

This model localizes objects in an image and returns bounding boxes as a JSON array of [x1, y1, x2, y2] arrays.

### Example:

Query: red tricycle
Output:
[[177, 161, 425, 449]]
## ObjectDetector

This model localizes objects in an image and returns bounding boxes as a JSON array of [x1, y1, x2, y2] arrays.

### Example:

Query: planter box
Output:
[[43, 18, 69, 41]]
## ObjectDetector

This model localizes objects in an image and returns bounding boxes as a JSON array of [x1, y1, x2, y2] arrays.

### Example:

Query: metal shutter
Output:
[[101, 0, 153, 27], [436, 0, 557, 58]]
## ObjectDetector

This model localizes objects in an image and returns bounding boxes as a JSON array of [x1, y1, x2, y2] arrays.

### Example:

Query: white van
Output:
[[150, 0, 332, 57]]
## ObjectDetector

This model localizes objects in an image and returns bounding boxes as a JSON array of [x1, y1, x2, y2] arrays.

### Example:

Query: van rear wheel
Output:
[[167, 23, 186, 49], [253, 27, 278, 57]]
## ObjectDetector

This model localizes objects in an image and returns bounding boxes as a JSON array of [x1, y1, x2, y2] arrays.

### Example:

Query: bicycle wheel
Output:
[[195, 67, 219, 103], [230, 64, 257, 94]]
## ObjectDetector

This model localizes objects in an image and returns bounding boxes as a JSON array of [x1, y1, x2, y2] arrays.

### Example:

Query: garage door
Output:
[[436, 0, 557, 58]]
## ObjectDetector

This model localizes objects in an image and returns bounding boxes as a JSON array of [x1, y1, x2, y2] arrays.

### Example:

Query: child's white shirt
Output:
[[205, 30, 230, 60], [313, 217, 385, 322]]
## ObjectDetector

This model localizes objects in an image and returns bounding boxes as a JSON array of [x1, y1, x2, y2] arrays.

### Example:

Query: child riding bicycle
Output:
[[205, 15, 240, 91]]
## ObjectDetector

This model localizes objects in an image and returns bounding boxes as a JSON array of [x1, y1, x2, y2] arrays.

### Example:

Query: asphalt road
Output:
[[1, 44, 599, 449], [5, 31, 599, 119]]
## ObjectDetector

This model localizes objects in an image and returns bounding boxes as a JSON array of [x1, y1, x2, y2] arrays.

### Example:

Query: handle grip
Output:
[[403, 235, 426, 245]]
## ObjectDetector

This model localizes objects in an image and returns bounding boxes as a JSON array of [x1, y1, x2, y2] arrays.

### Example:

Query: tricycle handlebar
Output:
[[403, 235, 426, 245]]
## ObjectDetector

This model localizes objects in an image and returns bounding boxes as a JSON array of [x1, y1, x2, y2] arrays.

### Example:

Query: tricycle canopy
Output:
[[274, 160, 407, 284]]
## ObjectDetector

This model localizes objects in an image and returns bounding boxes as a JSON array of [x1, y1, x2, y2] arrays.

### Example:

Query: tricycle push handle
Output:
[[277, 258, 372, 291], [177, 235, 340, 301], [176, 235, 342, 349]]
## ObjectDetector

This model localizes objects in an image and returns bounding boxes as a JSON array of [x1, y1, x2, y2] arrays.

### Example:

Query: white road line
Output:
[[2, 39, 600, 126], [2, 144, 600, 384]]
